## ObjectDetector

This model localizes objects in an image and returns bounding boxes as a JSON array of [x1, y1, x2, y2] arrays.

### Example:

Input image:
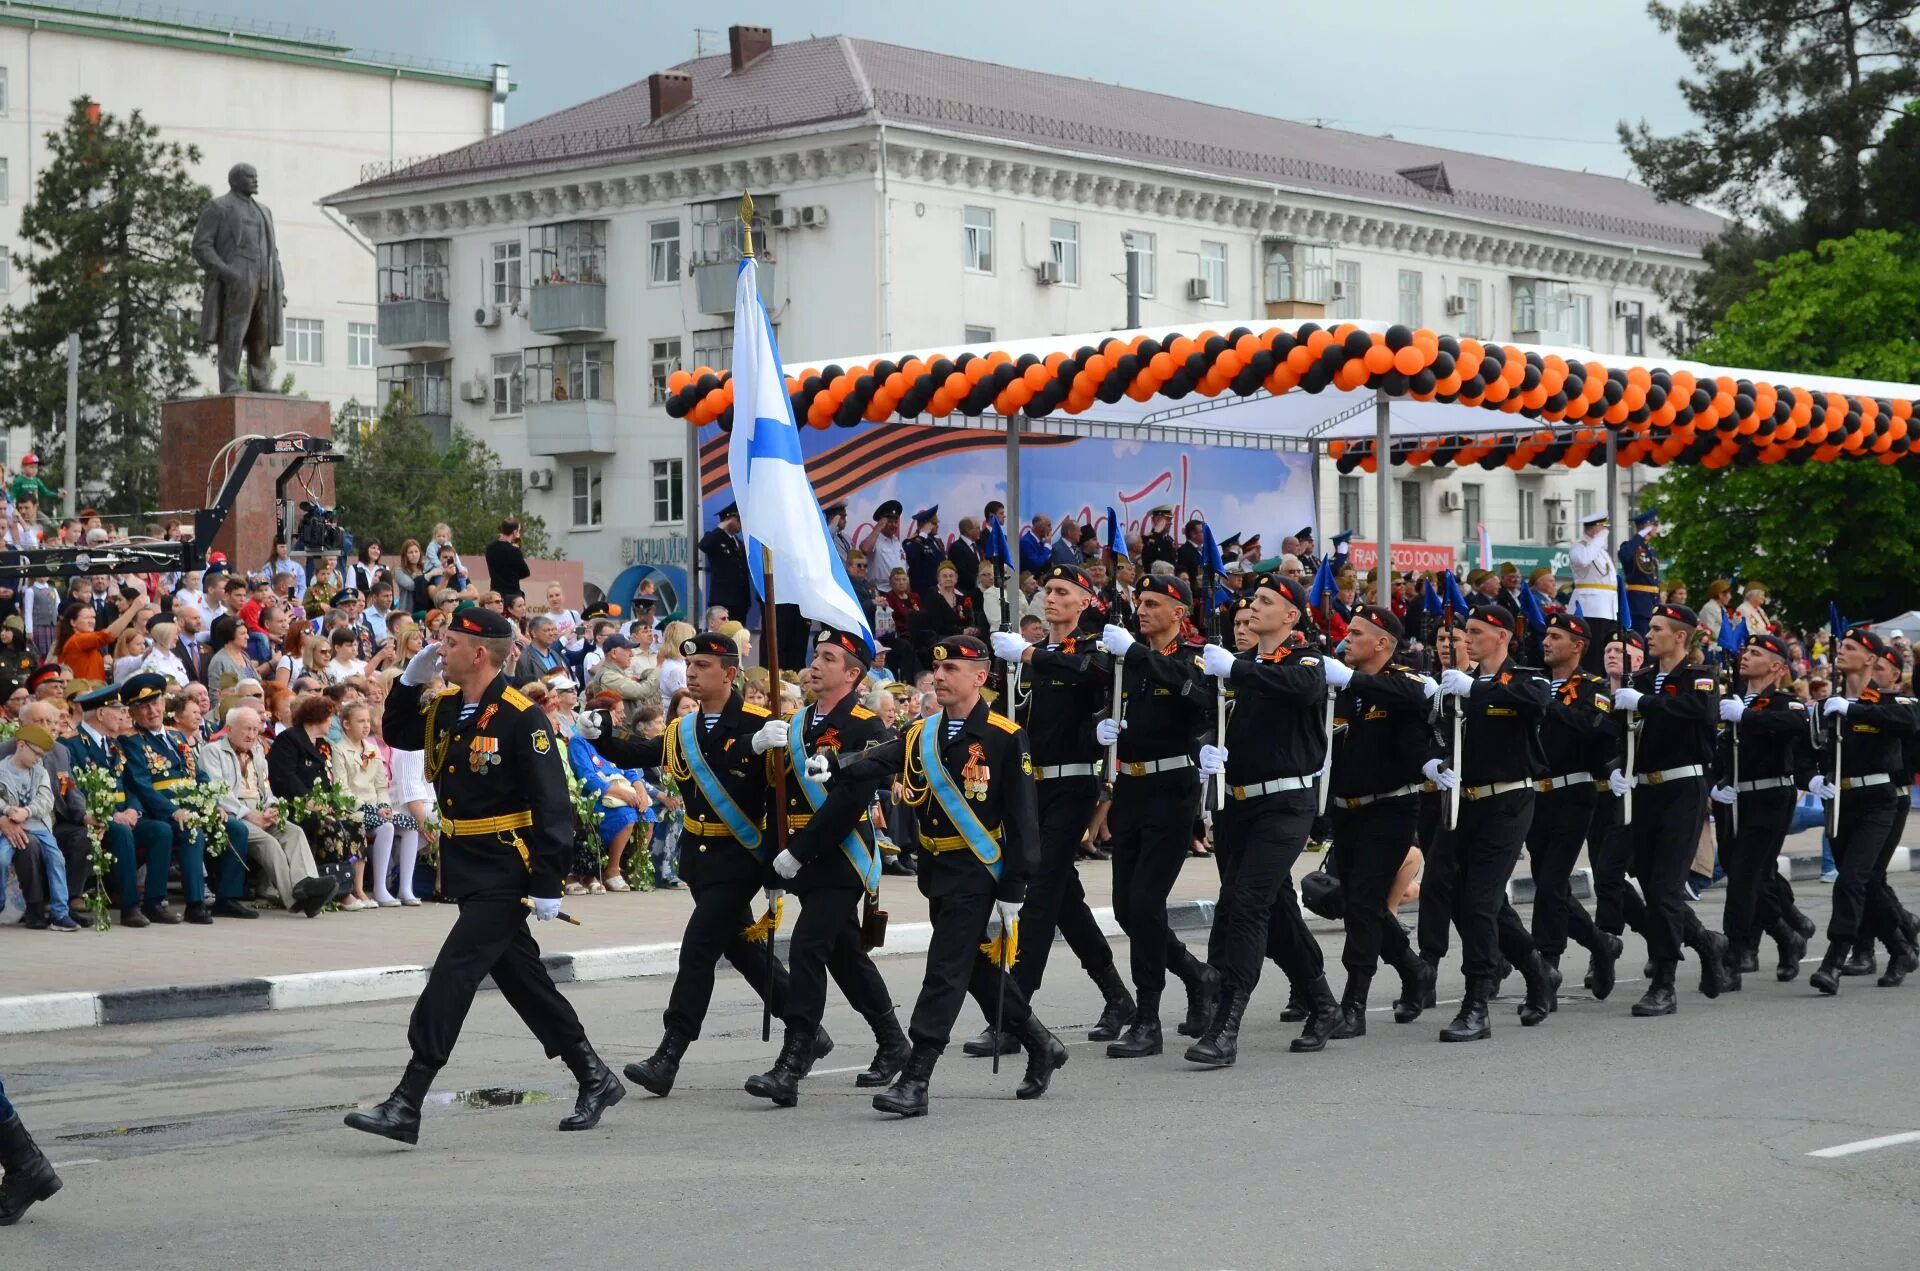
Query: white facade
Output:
[[0, 3, 502, 466]]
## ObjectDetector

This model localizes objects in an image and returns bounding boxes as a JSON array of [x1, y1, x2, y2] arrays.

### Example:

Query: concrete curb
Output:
[[0, 851, 1893, 1037]]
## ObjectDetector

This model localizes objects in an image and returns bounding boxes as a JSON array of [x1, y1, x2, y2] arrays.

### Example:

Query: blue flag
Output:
[[983, 514, 1010, 568], [1200, 520, 1226, 576], [1442, 569, 1472, 617], [1572, 596, 1585, 618], [1830, 600, 1847, 640], [1517, 578, 1548, 635], [1308, 554, 1336, 614], [1616, 565, 1631, 629], [1106, 506, 1129, 559], [1422, 579, 1443, 617], [1719, 613, 1744, 657]]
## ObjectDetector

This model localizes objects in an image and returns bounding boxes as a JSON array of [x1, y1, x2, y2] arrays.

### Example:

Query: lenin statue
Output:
[[191, 163, 286, 394]]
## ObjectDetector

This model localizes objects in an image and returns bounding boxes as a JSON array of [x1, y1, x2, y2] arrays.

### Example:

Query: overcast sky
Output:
[[195, 0, 1700, 182]]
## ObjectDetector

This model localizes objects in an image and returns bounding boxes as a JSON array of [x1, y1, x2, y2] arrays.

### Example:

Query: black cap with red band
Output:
[[815, 626, 873, 668], [681, 632, 741, 662]]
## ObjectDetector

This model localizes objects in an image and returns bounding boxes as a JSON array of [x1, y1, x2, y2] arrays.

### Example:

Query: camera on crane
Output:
[[293, 500, 344, 553]]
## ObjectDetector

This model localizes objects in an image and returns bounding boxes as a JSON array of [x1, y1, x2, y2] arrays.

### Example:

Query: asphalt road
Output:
[[6, 876, 1920, 1270]]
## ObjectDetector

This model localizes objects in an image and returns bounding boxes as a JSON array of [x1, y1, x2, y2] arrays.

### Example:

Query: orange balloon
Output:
[[1363, 345, 1394, 375], [1393, 346, 1425, 377]]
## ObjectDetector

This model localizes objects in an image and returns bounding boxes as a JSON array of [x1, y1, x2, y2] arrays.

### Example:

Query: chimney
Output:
[[729, 25, 772, 72], [648, 71, 692, 121]]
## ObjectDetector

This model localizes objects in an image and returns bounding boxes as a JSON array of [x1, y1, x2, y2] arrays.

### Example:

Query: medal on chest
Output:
[[961, 742, 991, 801], [469, 734, 501, 773]]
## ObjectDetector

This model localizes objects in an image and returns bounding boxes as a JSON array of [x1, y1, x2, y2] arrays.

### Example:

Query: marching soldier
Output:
[[66, 683, 176, 927], [748, 628, 912, 1106], [1607, 602, 1730, 1015], [1584, 629, 1651, 994], [347, 609, 623, 1144], [1850, 643, 1920, 982], [119, 673, 251, 922], [819, 637, 1068, 1117], [0, 1078, 61, 1225], [1619, 510, 1662, 636]]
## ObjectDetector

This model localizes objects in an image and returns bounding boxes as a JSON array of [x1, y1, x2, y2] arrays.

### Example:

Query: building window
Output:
[[532, 221, 607, 286], [649, 337, 681, 404], [1200, 241, 1227, 305], [525, 342, 610, 403], [1125, 230, 1155, 298], [338, 400, 374, 433], [347, 322, 375, 370], [376, 239, 448, 302], [651, 458, 684, 524], [692, 198, 774, 265], [1571, 294, 1593, 349], [0, 157, 9, 203], [1337, 476, 1361, 536], [1048, 219, 1080, 286], [491, 352, 523, 417], [1458, 279, 1482, 338], [1623, 300, 1645, 355], [491, 240, 522, 305], [1333, 259, 1361, 319], [1397, 270, 1423, 328], [377, 360, 452, 416], [285, 318, 323, 366], [648, 219, 680, 285], [1513, 278, 1573, 340], [1575, 488, 1597, 523], [1398, 480, 1423, 540], [1262, 251, 1290, 304], [1517, 487, 1538, 542], [963, 325, 994, 344], [570, 464, 603, 529], [1462, 482, 1483, 537], [692, 326, 733, 373], [0, 69, 9, 115], [963, 206, 994, 274]]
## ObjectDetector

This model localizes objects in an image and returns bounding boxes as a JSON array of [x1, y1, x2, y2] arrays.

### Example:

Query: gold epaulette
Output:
[[849, 704, 875, 720], [500, 685, 532, 711], [987, 711, 1020, 735], [419, 685, 459, 716], [741, 701, 772, 719]]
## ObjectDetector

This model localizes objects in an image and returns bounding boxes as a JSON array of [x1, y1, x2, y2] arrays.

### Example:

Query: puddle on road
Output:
[[427, 1087, 553, 1109]]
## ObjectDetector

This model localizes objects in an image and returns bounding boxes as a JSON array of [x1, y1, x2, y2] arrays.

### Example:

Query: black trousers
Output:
[[407, 897, 588, 1070], [1209, 789, 1318, 995], [1449, 789, 1536, 980], [1109, 772, 1201, 993], [1416, 790, 1453, 961], [1828, 787, 1901, 946], [1016, 777, 1115, 999], [1719, 787, 1797, 955], [1527, 784, 1603, 960], [1864, 798, 1914, 952], [1587, 793, 1648, 937], [1331, 795, 1419, 974], [906, 856, 1031, 1050], [665, 877, 792, 1039], [784, 883, 895, 1034], [1630, 778, 1709, 962]]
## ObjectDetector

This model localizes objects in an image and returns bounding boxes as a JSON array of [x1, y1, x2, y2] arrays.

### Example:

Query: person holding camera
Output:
[[52, 589, 153, 683]]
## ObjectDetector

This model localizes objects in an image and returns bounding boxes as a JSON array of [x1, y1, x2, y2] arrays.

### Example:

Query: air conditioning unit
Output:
[[474, 304, 502, 328], [1614, 300, 1633, 318], [1328, 280, 1346, 301], [1035, 259, 1062, 285], [1186, 277, 1213, 302], [1546, 500, 1571, 539], [459, 373, 490, 403], [767, 207, 798, 230], [1444, 295, 1468, 317], [1440, 488, 1464, 512], [526, 468, 555, 491], [800, 204, 828, 227]]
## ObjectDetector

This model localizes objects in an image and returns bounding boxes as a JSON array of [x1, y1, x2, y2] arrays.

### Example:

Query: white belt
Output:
[[1632, 764, 1704, 786], [1035, 763, 1098, 781], [1462, 780, 1533, 801], [1333, 782, 1421, 810], [1840, 773, 1893, 791], [1228, 775, 1315, 801], [1536, 773, 1602, 793], [1116, 755, 1193, 778], [1735, 776, 1794, 794]]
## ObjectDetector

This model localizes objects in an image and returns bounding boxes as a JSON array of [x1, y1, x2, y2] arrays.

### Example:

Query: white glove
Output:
[[1718, 698, 1746, 724], [530, 896, 562, 922], [400, 641, 443, 686], [1808, 775, 1834, 800], [1824, 696, 1850, 717], [805, 753, 833, 782], [1421, 758, 1459, 791], [1710, 784, 1737, 805], [1094, 717, 1124, 746], [1612, 687, 1643, 713], [772, 849, 802, 880], [1198, 744, 1228, 777], [1100, 624, 1136, 657], [764, 886, 785, 904], [751, 719, 790, 754], [1416, 674, 1439, 700], [1200, 644, 1237, 678], [1607, 769, 1631, 797], [995, 899, 1023, 930], [571, 709, 602, 740], [1439, 668, 1475, 698], [990, 630, 1027, 663], [1322, 658, 1354, 689]]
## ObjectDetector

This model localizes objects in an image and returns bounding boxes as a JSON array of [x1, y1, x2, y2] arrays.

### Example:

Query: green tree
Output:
[[1652, 229, 1920, 630], [0, 98, 209, 517], [334, 393, 553, 566]]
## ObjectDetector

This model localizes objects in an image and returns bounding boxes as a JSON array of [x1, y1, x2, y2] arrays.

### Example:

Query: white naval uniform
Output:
[[1568, 532, 1618, 620]]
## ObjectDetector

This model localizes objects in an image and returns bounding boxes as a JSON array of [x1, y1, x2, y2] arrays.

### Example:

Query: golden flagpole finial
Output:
[[739, 192, 756, 260]]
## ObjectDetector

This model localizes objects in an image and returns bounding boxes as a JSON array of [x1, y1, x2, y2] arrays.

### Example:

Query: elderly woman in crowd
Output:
[[140, 620, 190, 687]]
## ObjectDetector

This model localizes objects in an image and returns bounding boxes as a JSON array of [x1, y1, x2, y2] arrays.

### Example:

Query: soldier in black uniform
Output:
[[973, 564, 1134, 1055], [1712, 632, 1814, 987], [1527, 613, 1624, 999], [1607, 602, 1730, 1016], [1428, 606, 1557, 1041], [698, 502, 753, 625], [1322, 604, 1440, 1035], [347, 608, 623, 1145], [1584, 628, 1651, 995], [746, 628, 912, 1107], [1182, 574, 1329, 1066], [820, 637, 1067, 1117], [1097, 576, 1220, 1057], [1848, 641, 1920, 983]]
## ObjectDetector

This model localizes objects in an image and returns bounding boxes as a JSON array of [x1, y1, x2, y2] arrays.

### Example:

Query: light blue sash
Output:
[[793, 711, 880, 892], [918, 712, 1003, 879], [677, 712, 764, 856]]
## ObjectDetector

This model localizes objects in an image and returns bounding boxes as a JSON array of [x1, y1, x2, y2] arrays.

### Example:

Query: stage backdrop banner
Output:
[[698, 423, 1314, 564]]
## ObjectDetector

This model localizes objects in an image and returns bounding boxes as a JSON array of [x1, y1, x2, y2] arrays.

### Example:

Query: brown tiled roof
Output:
[[334, 35, 1722, 253]]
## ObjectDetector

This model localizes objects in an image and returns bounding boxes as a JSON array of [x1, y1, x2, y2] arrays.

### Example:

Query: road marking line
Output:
[[50, 1158, 101, 1168], [1808, 1130, 1920, 1159], [807, 1065, 867, 1076]]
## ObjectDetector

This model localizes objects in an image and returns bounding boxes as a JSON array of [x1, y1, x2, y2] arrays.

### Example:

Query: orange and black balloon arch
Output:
[[664, 322, 1913, 469]]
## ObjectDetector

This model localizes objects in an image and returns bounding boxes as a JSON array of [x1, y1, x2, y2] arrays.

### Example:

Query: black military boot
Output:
[[1172, 951, 1220, 1038], [1737, 945, 1761, 975], [1106, 990, 1164, 1058], [343, 1059, 436, 1145], [1584, 932, 1623, 1001], [1278, 981, 1309, 1023], [1437, 977, 1493, 1042], [1288, 976, 1342, 1053], [558, 1042, 626, 1130], [1809, 941, 1848, 995], [1087, 963, 1135, 1042], [1787, 905, 1816, 941], [1419, 954, 1440, 1009], [1771, 918, 1809, 983], [1331, 971, 1372, 1039], [1183, 987, 1251, 1068], [744, 1027, 814, 1109], [1841, 943, 1878, 977], [1516, 952, 1560, 1027], [623, 1029, 692, 1097], [1688, 928, 1730, 999], [1902, 907, 1920, 949], [1720, 940, 1743, 994], [1389, 949, 1434, 1023], [1631, 961, 1678, 1017], [0, 1109, 62, 1226], [856, 1010, 911, 1089], [1015, 1016, 1068, 1100], [796, 1026, 833, 1077], [961, 1026, 1021, 1058], [1877, 944, 1918, 988], [872, 1044, 939, 1118]]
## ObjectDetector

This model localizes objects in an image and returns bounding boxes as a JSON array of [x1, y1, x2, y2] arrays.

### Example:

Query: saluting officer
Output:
[[119, 673, 251, 923], [1138, 505, 1178, 577], [821, 637, 1068, 1117], [1619, 510, 1662, 635], [348, 609, 623, 1145], [66, 683, 177, 927]]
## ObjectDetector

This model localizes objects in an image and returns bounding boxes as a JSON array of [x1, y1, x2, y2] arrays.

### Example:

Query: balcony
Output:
[[378, 361, 453, 449], [376, 239, 451, 350], [693, 258, 777, 315], [529, 281, 607, 335], [524, 342, 616, 456], [529, 220, 609, 335]]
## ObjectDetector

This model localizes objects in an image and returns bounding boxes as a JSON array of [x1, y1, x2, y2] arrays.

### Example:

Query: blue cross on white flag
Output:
[[726, 255, 874, 649]]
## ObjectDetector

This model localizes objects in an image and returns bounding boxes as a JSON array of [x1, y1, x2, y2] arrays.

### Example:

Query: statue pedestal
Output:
[[160, 393, 334, 574]]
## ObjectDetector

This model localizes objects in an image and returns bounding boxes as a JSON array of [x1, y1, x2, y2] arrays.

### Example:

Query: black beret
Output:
[[1844, 626, 1897, 666], [1546, 612, 1591, 642], [931, 635, 990, 663], [1620, 629, 1647, 653], [1253, 573, 1310, 614], [1745, 632, 1791, 661], [1651, 602, 1698, 629], [814, 626, 872, 668], [450, 608, 515, 639], [681, 632, 740, 661], [1351, 603, 1403, 641], [1138, 575, 1192, 607], [1467, 605, 1515, 634], [120, 672, 169, 706], [1043, 563, 1095, 594], [874, 499, 903, 521]]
